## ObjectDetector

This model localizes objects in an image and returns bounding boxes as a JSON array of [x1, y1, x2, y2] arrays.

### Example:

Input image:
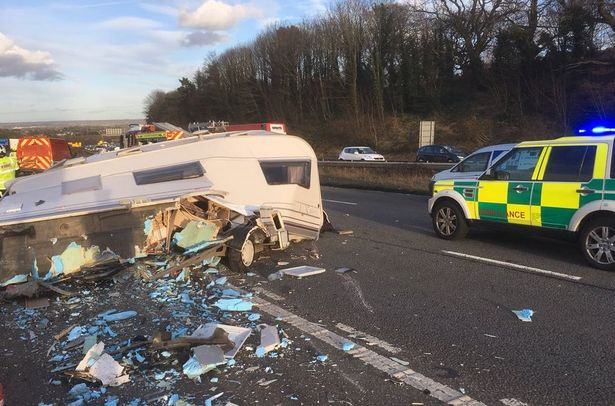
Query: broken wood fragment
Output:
[[36, 280, 76, 296], [151, 327, 233, 351], [54, 324, 78, 341]]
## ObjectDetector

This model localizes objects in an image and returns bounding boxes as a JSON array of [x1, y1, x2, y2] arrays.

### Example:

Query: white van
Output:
[[429, 143, 515, 191]]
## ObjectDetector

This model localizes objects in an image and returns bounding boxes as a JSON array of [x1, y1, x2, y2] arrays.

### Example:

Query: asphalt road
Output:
[[245, 186, 615, 405]]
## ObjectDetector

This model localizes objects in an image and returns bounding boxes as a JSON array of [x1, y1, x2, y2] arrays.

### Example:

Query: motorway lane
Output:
[[246, 186, 615, 405]]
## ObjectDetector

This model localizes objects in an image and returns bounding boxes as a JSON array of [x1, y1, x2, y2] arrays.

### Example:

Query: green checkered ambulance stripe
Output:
[[433, 179, 606, 230]]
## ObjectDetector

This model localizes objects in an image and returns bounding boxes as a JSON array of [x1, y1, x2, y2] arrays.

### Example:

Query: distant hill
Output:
[[0, 119, 145, 130]]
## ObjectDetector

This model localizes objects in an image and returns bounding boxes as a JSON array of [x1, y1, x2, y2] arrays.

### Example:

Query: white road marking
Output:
[[252, 287, 486, 405], [335, 322, 401, 354], [323, 199, 358, 206], [441, 250, 582, 281], [500, 398, 529, 406]]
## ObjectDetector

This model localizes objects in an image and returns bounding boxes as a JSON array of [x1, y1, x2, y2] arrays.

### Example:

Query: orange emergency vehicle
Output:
[[16, 136, 72, 173]]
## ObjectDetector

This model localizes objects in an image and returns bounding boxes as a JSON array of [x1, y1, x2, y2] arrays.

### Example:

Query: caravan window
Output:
[[260, 160, 311, 188], [133, 162, 204, 185]]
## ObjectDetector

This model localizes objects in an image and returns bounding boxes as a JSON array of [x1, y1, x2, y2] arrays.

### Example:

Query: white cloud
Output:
[[98, 16, 162, 30], [0, 32, 62, 81], [179, 0, 263, 30]]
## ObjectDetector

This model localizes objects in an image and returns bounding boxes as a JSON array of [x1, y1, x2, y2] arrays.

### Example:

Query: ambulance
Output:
[[428, 125, 615, 271]]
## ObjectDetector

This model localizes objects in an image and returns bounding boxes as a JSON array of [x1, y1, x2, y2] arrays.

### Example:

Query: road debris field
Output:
[[3, 184, 615, 405], [0, 233, 443, 406]]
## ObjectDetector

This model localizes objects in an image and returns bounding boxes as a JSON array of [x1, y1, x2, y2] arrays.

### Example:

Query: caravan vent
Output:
[[62, 175, 102, 195]]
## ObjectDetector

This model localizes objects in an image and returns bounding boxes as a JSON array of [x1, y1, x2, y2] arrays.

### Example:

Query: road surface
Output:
[[246, 186, 615, 405]]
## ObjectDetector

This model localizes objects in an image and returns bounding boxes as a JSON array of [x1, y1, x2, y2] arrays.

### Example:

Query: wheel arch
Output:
[[569, 199, 615, 232], [430, 191, 471, 220], [573, 208, 615, 234]]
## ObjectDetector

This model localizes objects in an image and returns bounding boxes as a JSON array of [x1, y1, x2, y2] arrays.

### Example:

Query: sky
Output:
[[0, 0, 328, 122]]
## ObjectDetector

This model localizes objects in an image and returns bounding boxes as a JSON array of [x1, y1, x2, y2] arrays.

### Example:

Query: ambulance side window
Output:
[[492, 147, 542, 181], [456, 152, 490, 172], [543, 146, 596, 182]]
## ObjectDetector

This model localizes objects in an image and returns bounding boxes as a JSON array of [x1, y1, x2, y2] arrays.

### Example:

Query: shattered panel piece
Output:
[[512, 309, 534, 322], [0, 274, 28, 287], [77, 342, 105, 371], [214, 298, 252, 312], [256, 325, 280, 357], [192, 324, 251, 359], [102, 311, 137, 322], [182, 356, 216, 380], [89, 353, 127, 386], [82, 335, 98, 355], [192, 345, 225, 366], [173, 220, 220, 251], [280, 266, 325, 278]]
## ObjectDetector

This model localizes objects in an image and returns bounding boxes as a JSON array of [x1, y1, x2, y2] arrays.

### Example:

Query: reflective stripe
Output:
[[594, 144, 608, 178], [534, 147, 550, 180]]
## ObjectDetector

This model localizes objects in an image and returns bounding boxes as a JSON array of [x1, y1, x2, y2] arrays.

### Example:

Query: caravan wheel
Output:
[[227, 235, 256, 273]]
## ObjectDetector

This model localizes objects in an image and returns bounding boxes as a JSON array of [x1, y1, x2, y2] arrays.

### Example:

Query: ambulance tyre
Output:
[[432, 200, 468, 240], [580, 217, 615, 271]]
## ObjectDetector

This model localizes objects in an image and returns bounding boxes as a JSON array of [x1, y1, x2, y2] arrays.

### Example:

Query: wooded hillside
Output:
[[144, 0, 615, 155]]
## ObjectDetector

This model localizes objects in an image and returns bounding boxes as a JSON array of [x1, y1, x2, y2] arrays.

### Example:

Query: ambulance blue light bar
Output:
[[577, 125, 615, 135]]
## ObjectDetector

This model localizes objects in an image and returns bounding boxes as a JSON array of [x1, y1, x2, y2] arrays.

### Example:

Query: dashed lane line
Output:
[[441, 250, 582, 281], [335, 322, 401, 354], [253, 289, 486, 405], [322, 199, 358, 206]]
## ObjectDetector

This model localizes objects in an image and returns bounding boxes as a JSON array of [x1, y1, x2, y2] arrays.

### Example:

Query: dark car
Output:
[[416, 145, 466, 163]]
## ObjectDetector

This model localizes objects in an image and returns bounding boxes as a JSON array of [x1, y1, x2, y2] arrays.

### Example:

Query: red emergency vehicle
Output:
[[16, 136, 72, 173], [225, 123, 287, 134]]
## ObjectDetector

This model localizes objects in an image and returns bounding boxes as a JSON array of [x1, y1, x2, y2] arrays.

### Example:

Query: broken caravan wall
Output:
[[0, 132, 324, 282]]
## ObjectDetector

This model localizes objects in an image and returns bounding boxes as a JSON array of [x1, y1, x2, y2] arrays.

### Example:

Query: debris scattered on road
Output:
[[512, 309, 534, 322], [101, 310, 137, 322], [0, 221, 339, 404], [316, 354, 328, 363], [390, 357, 409, 366], [256, 325, 280, 357], [342, 342, 355, 352], [280, 266, 326, 278]]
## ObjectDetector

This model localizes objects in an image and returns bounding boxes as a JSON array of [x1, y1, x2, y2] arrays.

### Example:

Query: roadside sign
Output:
[[419, 121, 435, 148]]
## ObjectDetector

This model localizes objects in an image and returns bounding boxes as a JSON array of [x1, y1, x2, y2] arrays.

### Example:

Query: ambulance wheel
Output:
[[580, 217, 615, 271], [227, 236, 256, 273], [432, 200, 468, 240]]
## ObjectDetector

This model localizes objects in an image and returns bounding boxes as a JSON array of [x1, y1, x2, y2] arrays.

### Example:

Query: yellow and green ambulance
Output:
[[428, 132, 615, 270]]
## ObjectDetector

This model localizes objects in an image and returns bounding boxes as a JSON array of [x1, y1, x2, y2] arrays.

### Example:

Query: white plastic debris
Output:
[[193, 345, 225, 366], [256, 325, 280, 357], [89, 354, 129, 386], [280, 266, 325, 278], [192, 323, 251, 359], [77, 342, 105, 371], [512, 309, 534, 322]]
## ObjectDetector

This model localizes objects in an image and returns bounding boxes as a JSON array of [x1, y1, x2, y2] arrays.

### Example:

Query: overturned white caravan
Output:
[[0, 131, 324, 282]]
